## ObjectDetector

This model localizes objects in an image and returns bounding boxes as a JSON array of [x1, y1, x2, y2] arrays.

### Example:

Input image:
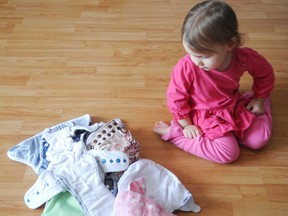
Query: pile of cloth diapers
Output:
[[7, 114, 201, 216]]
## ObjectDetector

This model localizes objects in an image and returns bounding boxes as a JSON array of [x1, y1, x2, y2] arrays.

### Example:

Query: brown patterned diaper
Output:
[[86, 118, 140, 164]]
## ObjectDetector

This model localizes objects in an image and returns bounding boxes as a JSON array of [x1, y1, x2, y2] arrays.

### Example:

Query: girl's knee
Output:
[[243, 136, 270, 150], [241, 125, 272, 150], [212, 134, 240, 164], [215, 146, 240, 164], [241, 115, 272, 150]]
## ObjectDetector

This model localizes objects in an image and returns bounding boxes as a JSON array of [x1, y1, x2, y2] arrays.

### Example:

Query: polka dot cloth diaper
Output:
[[86, 118, 140, 165]]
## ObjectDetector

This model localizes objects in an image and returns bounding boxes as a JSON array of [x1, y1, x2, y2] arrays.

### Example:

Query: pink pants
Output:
[[161, 99, 272, 164]]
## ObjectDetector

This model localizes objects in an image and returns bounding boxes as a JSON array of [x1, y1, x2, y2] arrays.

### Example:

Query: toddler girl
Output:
[[153, 0, 275, 163]]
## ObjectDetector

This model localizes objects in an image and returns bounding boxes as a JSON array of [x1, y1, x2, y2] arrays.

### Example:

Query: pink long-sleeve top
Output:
[[167, 47, 275, 139]]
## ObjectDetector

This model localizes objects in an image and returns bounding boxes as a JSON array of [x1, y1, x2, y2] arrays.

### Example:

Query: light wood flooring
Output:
[[0, 0, 287, 215]]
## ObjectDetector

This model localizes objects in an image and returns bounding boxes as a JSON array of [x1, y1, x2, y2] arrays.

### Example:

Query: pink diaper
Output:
[[114, 177, 176, 216]]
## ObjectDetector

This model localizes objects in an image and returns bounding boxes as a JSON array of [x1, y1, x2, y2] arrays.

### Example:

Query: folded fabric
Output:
[[114, 177, 176, 216], [54, 154, 115, 216], [42, 191, 84, 216], [89, 150, 129, 173], [70, 122, 105, 139], [27, 142, 117, 215], [7, 114, 91, 174], [41, 158, 202, 216], [86, 118, 140, 165], [118, 159, 201, 213], [24, 170, 65, 209], [24, 143, 129, 209]]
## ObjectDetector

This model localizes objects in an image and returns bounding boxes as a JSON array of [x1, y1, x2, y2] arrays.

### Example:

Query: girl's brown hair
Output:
[[182, 0, 243, 52]]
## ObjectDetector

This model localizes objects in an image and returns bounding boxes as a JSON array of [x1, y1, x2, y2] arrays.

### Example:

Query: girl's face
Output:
[[183, 42, 234, 72]]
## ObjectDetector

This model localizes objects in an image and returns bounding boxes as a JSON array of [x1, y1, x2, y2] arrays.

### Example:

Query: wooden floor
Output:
[[0, 0, 287, 215]]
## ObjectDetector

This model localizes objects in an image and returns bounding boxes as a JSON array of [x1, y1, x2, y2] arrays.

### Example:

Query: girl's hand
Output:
[[246, 98, 266, 115], [182, 124, 202, 139]]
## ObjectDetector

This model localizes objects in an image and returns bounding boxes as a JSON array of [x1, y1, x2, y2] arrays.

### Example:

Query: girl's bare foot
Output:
[[153, 121, 170, 136]]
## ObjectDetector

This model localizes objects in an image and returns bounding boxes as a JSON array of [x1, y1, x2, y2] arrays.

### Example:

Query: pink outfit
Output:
[[162, 47, 274, 163], [114, 177, 176, 216]]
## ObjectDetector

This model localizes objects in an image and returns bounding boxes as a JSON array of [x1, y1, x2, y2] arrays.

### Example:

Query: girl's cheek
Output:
[[190, 57, 198, 65], [204, 59, 214, 66]]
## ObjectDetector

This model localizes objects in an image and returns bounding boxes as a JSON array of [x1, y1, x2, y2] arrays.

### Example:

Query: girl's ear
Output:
[[227, 37, 237, 50]]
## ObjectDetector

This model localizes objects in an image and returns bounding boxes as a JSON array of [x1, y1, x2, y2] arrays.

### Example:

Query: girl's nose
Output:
[[197, 59, 204, 67]]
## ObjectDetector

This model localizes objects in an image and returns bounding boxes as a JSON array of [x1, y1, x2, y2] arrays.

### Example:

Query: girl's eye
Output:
[[190, 54, 210, 59]]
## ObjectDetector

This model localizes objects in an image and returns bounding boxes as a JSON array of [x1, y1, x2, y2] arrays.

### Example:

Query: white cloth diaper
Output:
[[55, 154, 115, 216], [24, 170, 65, 209], [89, 150, 129, 173], [118, 159, 201, 213]]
